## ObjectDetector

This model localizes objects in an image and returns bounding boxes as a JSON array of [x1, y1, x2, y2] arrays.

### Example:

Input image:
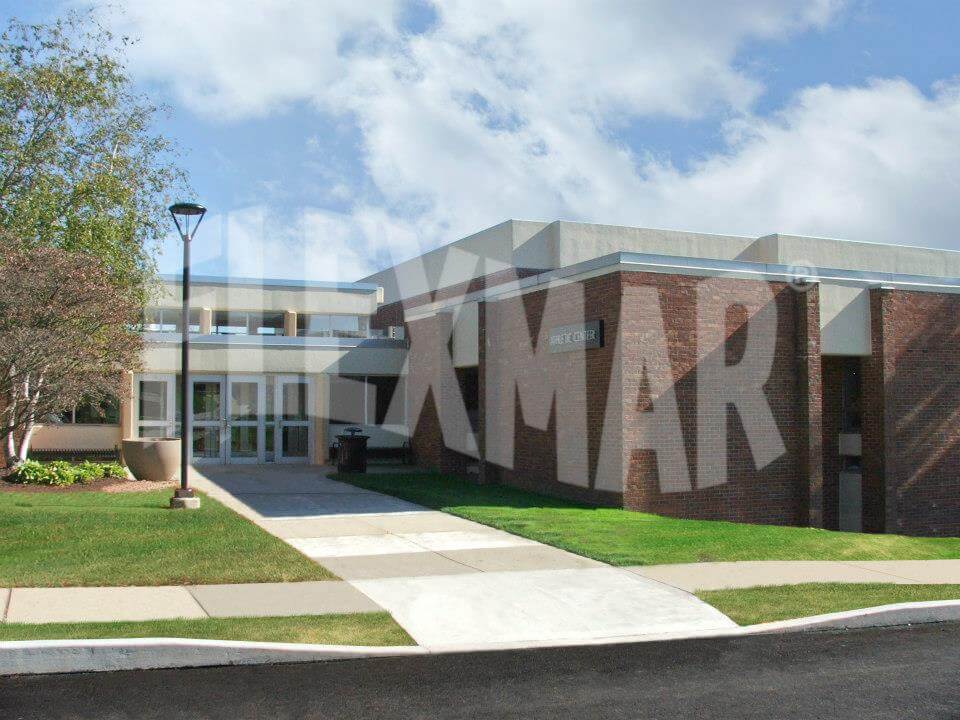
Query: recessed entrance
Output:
[[135, 373, 313, 464]]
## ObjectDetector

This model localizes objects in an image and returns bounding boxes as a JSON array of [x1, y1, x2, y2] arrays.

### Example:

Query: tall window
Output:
[[841, 358, 862, 433], [297, 314, 369, 338]]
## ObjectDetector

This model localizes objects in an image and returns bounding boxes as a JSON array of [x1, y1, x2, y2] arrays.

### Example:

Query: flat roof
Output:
[[159, 274, 379, 294]]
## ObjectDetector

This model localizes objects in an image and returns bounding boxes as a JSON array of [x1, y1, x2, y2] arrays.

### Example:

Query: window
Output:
[[212, 311, 286, 336], [251, 312, 285, 336], [841, 358, 862, 433], [297, 314, 369, 338], [45, 396, 120, 425], [329, 375, 404, 426], [143, 308, 200, 333], [212, 311, 248, 335]]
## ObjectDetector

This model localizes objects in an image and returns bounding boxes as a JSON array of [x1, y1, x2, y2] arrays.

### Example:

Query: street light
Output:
[[168, 202, 206, 509]]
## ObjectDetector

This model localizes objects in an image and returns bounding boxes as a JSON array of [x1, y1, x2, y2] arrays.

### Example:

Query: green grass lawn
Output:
[[699, 583, 960, 625], [0, 489, 333, 586], [0, 612, 413, 645], [335, 472, 960, 565]]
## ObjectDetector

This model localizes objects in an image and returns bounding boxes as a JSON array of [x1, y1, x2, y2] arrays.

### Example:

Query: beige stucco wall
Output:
[[153, 283, 379, 315], [547, 221, 755, 269], [142, 344, 407, 376], [765, 233, 960, 277], [362, 220, 549, 304], [31, 424, 122, 450], [819, 282, 872, 356]]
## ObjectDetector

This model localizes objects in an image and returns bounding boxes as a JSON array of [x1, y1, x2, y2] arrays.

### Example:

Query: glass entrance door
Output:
[[227, 376, 264, 463], [276, 376, 311, 463], [191, 375, 225, 463]]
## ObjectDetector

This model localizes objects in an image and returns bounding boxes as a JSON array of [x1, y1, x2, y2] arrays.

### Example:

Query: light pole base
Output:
[[170, 495, 201, 510]]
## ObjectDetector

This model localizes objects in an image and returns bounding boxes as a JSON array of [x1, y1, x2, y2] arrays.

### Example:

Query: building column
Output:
[[311, 373, 329, 465], [861, 287, 891, 533], [199, 308, 213, 335], [284, 310, 297, 338], [796, 283, 825, 527]]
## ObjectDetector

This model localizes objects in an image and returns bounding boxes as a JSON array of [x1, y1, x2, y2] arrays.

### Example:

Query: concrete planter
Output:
[[121, 438, 180, 483]]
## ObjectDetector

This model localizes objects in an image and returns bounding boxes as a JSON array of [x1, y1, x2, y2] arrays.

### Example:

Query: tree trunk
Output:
[[16, 376, 42, 463]]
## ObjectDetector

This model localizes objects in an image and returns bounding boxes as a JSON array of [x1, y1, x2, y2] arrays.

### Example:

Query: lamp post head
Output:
[[168, 202, 207, 240]]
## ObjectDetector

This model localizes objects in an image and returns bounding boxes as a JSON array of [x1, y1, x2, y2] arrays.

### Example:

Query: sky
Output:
[[5, 1, 960, 281]]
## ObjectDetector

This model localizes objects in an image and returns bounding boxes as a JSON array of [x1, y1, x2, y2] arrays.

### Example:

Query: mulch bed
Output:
[[0, 476, 177, 494]]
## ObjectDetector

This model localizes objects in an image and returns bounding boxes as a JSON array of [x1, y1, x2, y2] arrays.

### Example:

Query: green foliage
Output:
[[42, 460, 77, 486], [0, 12, 188, 300], [8, 459, 49, 484], [99, 462, 127, 480], [8, 460, 127, 486], [74, 460, 104, 484]]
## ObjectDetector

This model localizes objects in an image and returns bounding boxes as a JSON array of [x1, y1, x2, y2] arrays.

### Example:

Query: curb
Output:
[[0, 638, 426, 676], [2, 600, 959, 676]]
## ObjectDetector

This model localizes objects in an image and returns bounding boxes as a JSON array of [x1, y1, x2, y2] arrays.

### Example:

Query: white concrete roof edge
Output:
[[3, 600, 959, 676]]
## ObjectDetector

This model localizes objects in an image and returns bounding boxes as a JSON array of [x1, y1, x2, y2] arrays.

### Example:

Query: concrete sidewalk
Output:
[[190, 466, 737, 648], [629, 560, 960, 591], [0, 582, 379, 624]]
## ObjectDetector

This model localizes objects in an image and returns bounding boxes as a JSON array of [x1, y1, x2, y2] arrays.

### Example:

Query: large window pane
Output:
[[282, 382, 308, 421], [74, 396, 120, 424], [193, 382, 222, 421], [251, 312, 285, 336], [282, 426, 308, 457], [192, 427, 221, 458], [139, 381, 167, 421], [297, 314, 331, 337], [230, 382, 259, 421], [213, 311, 248, 335], [230, 426, 258, 458], [143, 308, 199, 333], [138, 425, 169, 438]]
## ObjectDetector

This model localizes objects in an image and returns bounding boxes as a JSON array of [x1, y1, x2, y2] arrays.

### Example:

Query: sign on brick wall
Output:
[[548, 320, 604, 353]]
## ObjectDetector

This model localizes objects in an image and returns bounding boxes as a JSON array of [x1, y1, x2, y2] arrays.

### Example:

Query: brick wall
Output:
[[864, 288, 960, 536], [480, 272, 623, 506], [618, 272, 818, 526]]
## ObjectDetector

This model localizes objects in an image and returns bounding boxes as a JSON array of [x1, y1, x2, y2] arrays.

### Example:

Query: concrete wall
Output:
[[30, 424, 122, 450], [548, 221, 755, 268], [362, 220, 549, 304], [766, 233, 960, 277], [142, 343, 407, 376], [153, 282, 379, 315], [819, 283, 872, 356]]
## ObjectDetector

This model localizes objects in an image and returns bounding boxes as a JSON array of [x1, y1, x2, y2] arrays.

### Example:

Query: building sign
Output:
[[548, 320, 604, 353]]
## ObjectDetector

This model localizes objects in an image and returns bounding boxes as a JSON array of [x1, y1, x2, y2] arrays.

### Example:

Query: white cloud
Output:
[[105, 1, 960, 279]]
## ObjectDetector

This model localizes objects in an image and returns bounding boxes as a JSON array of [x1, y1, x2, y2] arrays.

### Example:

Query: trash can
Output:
[[337, 427, 369, 473]]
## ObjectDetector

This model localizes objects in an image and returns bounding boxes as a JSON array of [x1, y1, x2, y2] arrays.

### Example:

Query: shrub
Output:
[[99, 462, 127, 480], [9, 459, 51, 484], [74, 460, 105, 484], [7, 459, 128, 486], [44, 461, 78, 486]]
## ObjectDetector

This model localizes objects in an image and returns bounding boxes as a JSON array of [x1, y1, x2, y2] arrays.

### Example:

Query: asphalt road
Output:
[[2, 623, 959, 719]]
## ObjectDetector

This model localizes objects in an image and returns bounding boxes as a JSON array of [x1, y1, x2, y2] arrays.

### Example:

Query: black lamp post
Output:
[[168, 202, 206, 509]]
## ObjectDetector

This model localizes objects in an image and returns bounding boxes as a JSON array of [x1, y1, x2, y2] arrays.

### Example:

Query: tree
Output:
[[0, 13, 187, 463], [0, 244, 144, 464], [0, 12, 187, 305]]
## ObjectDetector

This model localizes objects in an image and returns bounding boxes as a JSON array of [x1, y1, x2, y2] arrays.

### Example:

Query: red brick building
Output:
[[365, 220, 960, 537]]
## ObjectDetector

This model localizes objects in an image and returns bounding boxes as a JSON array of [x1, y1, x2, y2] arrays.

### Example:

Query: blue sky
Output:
[[5, 1, 960, 280]]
